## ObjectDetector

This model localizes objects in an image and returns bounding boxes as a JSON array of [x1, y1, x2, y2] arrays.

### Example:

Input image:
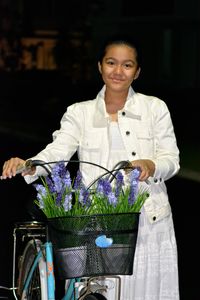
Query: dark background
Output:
[[0, 0, 199, 299]]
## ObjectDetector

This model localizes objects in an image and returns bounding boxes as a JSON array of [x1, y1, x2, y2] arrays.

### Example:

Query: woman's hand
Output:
[[129, 159, 155, 181], [1, 157, 36, 179]]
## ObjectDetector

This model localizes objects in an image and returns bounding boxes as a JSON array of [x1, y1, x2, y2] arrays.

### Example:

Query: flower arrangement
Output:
[[34, 161, 149, 219]]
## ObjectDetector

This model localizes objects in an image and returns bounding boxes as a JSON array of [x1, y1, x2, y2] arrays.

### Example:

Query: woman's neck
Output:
[[105, 97, 126, 115], [104, 89, 128, 114]]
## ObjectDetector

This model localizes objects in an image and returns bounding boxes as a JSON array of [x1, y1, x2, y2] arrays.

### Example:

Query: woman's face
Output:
[[98, 44, 141, 93]]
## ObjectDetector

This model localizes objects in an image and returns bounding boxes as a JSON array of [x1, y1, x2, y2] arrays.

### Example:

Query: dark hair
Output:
[[98, 34, 142, 68]]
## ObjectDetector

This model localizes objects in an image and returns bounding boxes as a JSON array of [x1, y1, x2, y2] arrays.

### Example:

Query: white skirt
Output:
[[103, 208, 180, 300]]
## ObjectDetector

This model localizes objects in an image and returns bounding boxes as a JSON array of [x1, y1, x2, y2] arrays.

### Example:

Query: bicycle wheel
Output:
[[17, 239, 48, 300], [83, 293, 107, 300]]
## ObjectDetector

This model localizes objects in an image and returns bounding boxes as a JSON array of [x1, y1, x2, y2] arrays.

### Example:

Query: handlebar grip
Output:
[[15, 160, 33, 174]]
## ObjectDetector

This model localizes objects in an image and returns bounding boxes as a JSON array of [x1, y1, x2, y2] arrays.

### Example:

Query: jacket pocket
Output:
[[80, 129, 105, 152], [135, 128, 154, 157], [144, 183, 171, 223], [79, 129, 108, 183]]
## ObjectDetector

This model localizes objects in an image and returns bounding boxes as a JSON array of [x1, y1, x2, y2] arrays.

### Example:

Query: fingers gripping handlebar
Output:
[[15, 160, 51, 175]]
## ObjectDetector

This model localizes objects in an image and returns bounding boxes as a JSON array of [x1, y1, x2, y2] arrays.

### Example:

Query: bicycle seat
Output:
[[14, 221, 46, 229]]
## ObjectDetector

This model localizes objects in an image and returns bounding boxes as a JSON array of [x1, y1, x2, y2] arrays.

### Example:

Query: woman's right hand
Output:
[[1, 157, 35, 179]]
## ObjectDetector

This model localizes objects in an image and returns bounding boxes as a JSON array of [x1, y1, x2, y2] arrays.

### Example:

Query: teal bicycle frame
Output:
[[12, 221, 81, 300], [21, 241, 77, 300]]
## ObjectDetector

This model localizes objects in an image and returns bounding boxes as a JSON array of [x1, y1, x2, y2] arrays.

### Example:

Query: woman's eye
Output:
[[124, 63, 132, 68], [107, 61, 114, 65]]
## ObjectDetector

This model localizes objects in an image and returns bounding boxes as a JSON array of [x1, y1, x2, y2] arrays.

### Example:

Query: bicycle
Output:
[[1, 159, 139, 300]]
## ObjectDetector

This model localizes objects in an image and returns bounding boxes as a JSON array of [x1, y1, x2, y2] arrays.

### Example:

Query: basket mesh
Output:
[[48, 212, 140, 279]]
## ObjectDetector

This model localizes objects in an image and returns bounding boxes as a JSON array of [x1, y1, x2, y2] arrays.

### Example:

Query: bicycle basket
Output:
[[47, 212, 140, 279]]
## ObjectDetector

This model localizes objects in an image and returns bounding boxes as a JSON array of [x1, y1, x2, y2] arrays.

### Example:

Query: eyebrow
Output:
[[105, 57, 135, 64]]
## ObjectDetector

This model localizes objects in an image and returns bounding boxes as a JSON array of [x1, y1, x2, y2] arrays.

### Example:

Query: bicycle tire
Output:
[[83, 293, 107, 300], [17, 239, 48, 300]]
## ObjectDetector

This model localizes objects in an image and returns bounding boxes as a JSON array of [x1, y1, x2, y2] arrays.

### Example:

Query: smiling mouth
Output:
[[111, 77, 123, 82]]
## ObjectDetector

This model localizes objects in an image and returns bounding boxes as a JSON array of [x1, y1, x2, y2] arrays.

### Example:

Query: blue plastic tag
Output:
[[95, 235, 113, 248]]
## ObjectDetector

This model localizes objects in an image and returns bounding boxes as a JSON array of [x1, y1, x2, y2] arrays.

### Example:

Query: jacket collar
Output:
[[93, 85, 140, 127]]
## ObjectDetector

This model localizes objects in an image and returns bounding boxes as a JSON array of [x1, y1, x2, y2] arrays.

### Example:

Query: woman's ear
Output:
[[134, 67, 141, 80], [98, 62, 102, 74]]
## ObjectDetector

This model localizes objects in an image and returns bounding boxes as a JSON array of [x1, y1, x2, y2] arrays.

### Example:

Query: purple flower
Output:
[[96, 178, 104, 194], [52, 175, 63, 193], [108, 192, 117, 206], [62, 169, 71, 189], [79, 187, 90, 207], [63, 194, 72, 211], [74, 170, 83, 190], [51, 161, 63, 177], [33, 184, 47, 208], [115, 171, 124, 197], [103, 180, 112, 195], [51, 161, 71, 193], [97, 178, 112, 196], [56, 192, 62, 206], [128, 168, 140, 205], [58, 161, 67, 177], [46, 176, 56, 193]]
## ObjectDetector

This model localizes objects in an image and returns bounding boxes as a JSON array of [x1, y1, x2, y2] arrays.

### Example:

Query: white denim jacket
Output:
[[26, 86, 180, 224]]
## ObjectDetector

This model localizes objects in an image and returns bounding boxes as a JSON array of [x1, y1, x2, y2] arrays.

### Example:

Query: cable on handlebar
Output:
[[86, 160, 132, 191], [26, 159, 132, 189]]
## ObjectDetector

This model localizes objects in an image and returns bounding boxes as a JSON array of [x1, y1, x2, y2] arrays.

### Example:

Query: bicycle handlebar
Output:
[[20, 159, 133, 186], [14, 159, 52, 175], [23, 159, 131, 173]]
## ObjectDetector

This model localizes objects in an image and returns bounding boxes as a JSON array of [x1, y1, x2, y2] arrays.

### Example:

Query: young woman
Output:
[[1, 35, 180, 299]]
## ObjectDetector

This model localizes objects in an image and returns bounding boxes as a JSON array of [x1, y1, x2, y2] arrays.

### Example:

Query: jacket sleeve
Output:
[[24, 103, 83, 184], [151, 99, 180, 182]]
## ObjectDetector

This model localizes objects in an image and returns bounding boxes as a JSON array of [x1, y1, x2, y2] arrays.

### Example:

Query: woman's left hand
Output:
[[128, 159, 155, 181]]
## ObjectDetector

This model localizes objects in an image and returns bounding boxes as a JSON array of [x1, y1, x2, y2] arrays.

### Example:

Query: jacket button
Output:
[[153, 216, 156, 221], [132, 151, 136, 156], [122, 111, 126, 116], [126, 131, 130, 135], [154, 178, 158, 183]]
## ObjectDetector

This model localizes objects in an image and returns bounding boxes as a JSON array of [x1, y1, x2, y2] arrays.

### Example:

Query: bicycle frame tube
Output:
[[46, 241, 78, 300], [62, 278, 77, 300], [45, 242, 55, 300], [21, 242, 55, 300]]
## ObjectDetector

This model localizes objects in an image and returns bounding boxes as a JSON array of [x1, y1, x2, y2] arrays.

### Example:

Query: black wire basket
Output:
[[47, 212, 140, 279]]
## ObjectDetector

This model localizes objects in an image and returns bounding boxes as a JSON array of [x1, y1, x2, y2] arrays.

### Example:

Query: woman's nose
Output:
[[114, 65, 123, 74]]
